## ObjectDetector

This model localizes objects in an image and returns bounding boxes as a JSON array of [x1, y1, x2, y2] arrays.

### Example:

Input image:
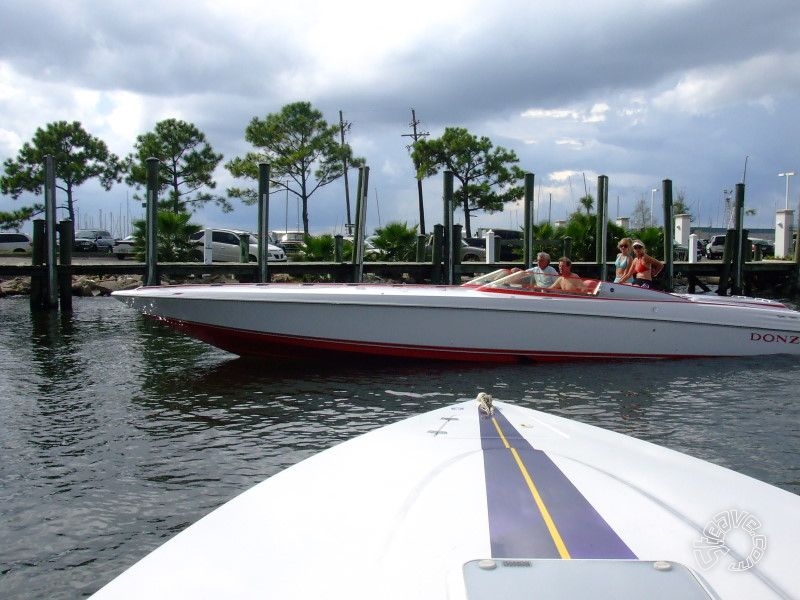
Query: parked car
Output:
[[112, 235, 136, 259], [74, 229, 115, 252], [277, 231, 305, 255], [471, 228, 523, 261], [673, 243, 689, 261], [705, 234, 727, 259], [459, 239, 486, 262], [750, 238, 774, 257], [189, 229, 287, 262], [674, 239, 706, 260], [0, 232, 32, 253], [474, 227, 523, 240], [363, 236, 382, 260], [425, 237, 487, 262]]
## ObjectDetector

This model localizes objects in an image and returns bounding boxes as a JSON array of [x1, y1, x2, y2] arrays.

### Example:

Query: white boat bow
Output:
[[90, 395, 800, 599]]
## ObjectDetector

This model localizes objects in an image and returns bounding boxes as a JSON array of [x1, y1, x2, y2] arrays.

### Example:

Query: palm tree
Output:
[[132, 211, 201, 262], [530, 221, 565, 260], [370, 221, 418, 261], [296, 234, 334, 261], [579, 194, 595, 215], [561, 212, 596, 261]]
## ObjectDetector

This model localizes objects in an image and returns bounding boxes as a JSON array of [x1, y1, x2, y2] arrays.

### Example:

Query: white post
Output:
[[775, 209, 794, 258], [485, 229, 496, 264], [688, 233, 699, 263], [674, 213, 690, 246], [203, 228, 213, 264]]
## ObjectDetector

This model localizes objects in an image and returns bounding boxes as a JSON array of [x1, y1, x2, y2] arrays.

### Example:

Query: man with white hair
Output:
[[528, 252, 558, 287]]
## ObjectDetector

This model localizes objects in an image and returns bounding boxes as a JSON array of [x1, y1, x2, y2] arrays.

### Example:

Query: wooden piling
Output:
[[443, 171, 454, 285], [351, 166, 369, 283], [731, 184, 746, 294], [415, 234, 426, 263], [257, 163, 271, 283], [662, 180, 674, 292], [351, 167, 364, 283], [453, 224, 462, 281], [44, 156, 58, 308], [145, 158, 159, 286], [334, 234, 344, 262], [238, 232, 253, 282], [58, 220, 73, 311], [239, 232, 250, 263], [596, 175, 608, 278], [524, 173, 535, 269], [718, 231, 734, 295], [30, 220, 45, 309], [431, 225, 444, 284]]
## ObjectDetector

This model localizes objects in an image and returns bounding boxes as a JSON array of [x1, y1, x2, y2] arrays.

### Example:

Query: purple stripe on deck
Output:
[[480, 408, 636, 559], [480, 418, 561, 558]]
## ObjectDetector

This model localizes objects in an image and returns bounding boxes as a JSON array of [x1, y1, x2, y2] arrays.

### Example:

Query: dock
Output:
[[1, 255, 797, 297]]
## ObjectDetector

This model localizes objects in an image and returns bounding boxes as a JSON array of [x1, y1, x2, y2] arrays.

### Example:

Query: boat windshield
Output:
[[461, 268, 522, 287], [481, 270, 541, 289], [478, 270, 602, 296]]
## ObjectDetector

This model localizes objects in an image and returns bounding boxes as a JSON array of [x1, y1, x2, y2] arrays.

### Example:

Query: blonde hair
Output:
[[618, 237, 634, 255]]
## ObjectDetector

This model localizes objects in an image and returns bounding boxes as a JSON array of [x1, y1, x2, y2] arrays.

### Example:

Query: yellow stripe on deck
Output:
[[491, 416, 571, 559]]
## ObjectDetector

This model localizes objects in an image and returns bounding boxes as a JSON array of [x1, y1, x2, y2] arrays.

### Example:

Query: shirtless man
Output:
[[548, 257, 587, 293]]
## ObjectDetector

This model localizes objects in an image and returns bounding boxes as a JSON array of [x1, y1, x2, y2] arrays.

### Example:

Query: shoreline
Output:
[[0, 274, 142, 298]]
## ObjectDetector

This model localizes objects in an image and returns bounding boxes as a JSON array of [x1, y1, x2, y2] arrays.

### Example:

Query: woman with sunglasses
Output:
[[620, 240, 663, 288], [614, 237, 635, 283]]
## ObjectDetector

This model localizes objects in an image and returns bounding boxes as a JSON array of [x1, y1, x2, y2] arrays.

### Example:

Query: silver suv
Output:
[[74, 229, 115, 252]]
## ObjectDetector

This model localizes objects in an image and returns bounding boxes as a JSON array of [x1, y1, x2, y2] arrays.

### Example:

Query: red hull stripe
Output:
[[156, 316, 698, 363]]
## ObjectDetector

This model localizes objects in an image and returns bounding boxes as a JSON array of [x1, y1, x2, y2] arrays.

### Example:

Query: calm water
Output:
[[0, 295, 798, 598]]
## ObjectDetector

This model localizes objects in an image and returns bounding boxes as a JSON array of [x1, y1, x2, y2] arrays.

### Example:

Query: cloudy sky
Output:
[[2, 0, 800, 238]]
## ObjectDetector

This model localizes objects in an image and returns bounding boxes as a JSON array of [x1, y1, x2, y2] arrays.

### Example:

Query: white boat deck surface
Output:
[[91, 399, 800, 599]]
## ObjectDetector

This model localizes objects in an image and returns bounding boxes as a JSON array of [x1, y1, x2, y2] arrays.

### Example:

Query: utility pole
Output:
[[402, 108, 429, 235], [339, 110, 353, 235]]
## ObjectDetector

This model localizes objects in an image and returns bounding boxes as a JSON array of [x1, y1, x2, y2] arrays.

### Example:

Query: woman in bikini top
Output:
[[614, 238, 635, 283], [634, 259, 651, 275], [627, 240, 663, 288]]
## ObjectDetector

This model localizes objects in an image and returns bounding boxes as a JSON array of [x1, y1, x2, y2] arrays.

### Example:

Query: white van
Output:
[[189, 229, 287, 262], [0, 232, 32, 253]]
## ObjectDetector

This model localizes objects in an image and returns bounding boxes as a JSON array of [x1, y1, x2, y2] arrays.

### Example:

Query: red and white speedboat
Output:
[[112, 270, 800, 362]]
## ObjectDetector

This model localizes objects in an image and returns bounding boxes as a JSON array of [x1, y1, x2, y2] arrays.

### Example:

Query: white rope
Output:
[[477, 392, 494, 415]]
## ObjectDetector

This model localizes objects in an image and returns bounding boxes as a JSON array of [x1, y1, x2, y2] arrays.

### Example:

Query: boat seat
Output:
[[583, 280, 601, 296]]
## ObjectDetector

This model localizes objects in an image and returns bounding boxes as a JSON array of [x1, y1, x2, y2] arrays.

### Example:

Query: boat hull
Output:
[[90, 399, 800, 599], [113, 283, 800, 362]]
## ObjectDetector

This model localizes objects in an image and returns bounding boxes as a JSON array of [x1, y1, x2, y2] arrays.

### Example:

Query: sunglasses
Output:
[[633, 245, 643, 250], [618, 244, 628, 248]]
